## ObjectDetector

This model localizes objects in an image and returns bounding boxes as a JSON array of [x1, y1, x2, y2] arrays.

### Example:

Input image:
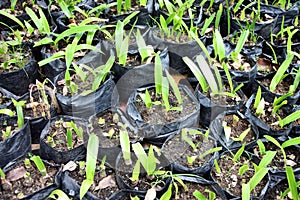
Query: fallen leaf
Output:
[[95, 175, 116, 191], [6, 166, 26, 182], [63, 161, 77, 172], [145, 188, 156, 200], [286, 159, 297, 167]]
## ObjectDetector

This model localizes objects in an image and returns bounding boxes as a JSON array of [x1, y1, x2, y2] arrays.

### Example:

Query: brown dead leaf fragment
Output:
[[145, 188, 156, 200], [6, 166, 26, 182], [95, 175, 116, 191]]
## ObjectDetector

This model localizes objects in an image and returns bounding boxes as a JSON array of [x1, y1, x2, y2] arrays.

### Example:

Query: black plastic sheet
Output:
[[54, 73, 116, 119], [0, 60, 40, 96], [0, 87, 18, 110], [126, 84, 200, 138], [0, 117, 31, 168], [40, 115, 88, 164], [196, 87, 245, 128]]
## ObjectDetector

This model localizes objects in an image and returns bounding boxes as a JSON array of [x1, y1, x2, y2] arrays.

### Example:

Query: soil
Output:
[[170, 181, 222, 200], [90, 110, 139, 148], [1, 159, 59, 199], [250, 100, 289, 131], [0, 120, 19, 142], [44, 118, 85, 151], [162, 130, 216, 168], [259, 77, 297, 95], [211, 153, 268, 197], [68, 160, 119, 199], [222, 114, 256, 143], [0, 0, 37, 15], [272, 31, 300, 46], [233, 8, 274, 24], [253, 141, 300, 171], [264, 179, 299, 199], [0, 91, 12, 105], [134, 88, 196, 124]]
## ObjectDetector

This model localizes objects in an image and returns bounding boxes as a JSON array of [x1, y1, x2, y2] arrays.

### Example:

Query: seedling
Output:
[[193, 189, 217, 200], [119, 124, 131, 165], [132, 143, 159, 177], [11, 99, 26, 129], [80, 133, 99, 199], [30, 155, 48, 177], [263, 135, 300, 166], [25, 7, 51, 35], [47, 189, 71, 200], [136, 29, 155, 64], [281, 167, 300, 200]]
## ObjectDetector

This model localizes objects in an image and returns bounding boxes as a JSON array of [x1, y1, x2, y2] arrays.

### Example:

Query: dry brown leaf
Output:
[[6, 166, 26, 182], [95, 175, 116, 191]]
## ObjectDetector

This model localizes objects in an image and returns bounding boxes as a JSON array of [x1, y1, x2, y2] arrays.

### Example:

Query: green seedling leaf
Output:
[[257, 139, 265, 155], [248, 167, 269, 191], [282, 136, 300, 148], [155, 53, 163, 95], [80, 133, 99, 199], [270, 54, 294, 92], [0, 168, 5, 179], [47, 189, 71, 200], [30, 156, 47, 177], [0, 11, 24, 29], [258, 151, 276, 169], [120, 128, 131, 165], [160, 184, 172, 200], [58, 0, 73, 19], [199, 147, 222, 160], [165, 70, 182, 104], [182, 129, 196, 151], [233, 127, 251, 142], [0, 109, 14, 117], [38, 51, 65, 67], [131, 160, 140, 182], [242, 183, 250, 200], [139, 89, 152, 109], [232, 29, 249, 59], [11, 99, 25, 129], [239, 165, 249, 176], [213, 29, 225, 62], [193, 190, 206, 200], [66, 129, 73, 149], [233, 144, 245, 162], [200, 13, 215, 36], [54, 25, 99, 44], [214, 159, 221, 173], [182, 56, 208, 93], [286, 166, 299, 200], [264, 135, 286, 163], [256, 97, 265, 115], [253, 86, 261, 109], [132, 143, 157, 176], [279, 110, 300, 128]]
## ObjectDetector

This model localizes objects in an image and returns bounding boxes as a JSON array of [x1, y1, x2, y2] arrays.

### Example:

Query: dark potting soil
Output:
[[259, 78, 296, 95], [44, 119, 84, 151], [170, 181, 222, 200], [162, 132, 215, 168], [90, 110, 139, 148], [222, 114, 256, 144], [0, 0, 37, 14], [134, 88, 196, 124], [68, 161, 119, 199], [212, 54, 252, 71], [211, 155, 268, 197], [264, 179, 298, 199], [253, 142, 300, 171], [1, 160, 58, 199]]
